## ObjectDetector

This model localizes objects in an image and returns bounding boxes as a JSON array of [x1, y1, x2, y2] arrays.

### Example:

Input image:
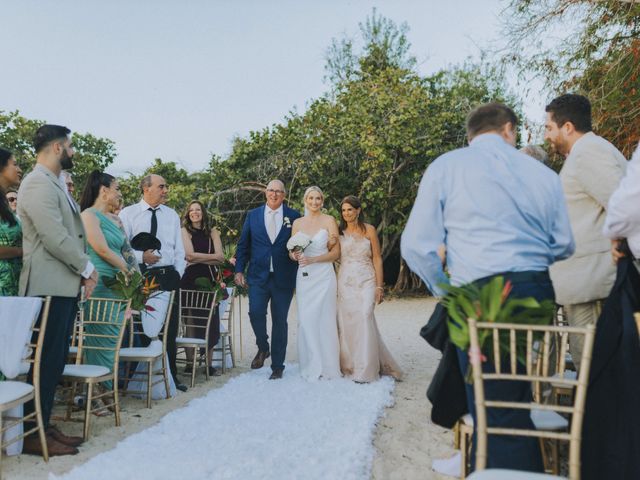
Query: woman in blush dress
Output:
[[290, 186, 341, 380], [337, 196, 402, 383]]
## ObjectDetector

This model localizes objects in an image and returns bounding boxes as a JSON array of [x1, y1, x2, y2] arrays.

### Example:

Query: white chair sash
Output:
[[129, 292, 176, 399], [0, 297, 42, 456]]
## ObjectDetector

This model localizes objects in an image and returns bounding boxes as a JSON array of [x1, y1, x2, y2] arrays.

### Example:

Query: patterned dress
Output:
[[0, 213, 22, 296]]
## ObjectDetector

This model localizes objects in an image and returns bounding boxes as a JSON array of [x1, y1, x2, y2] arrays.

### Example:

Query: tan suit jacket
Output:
[[550, 132, 627, 305], [17, 164, 89, 297]]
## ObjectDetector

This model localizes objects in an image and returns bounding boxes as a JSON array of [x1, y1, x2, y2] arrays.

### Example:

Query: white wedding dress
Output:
[[296, 229, 341, 380]]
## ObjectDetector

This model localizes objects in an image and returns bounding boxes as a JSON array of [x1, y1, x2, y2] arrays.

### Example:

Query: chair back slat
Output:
[[179, 289, 218, 340], [76, 297, 131, 363], [468, 318, 596, 479]]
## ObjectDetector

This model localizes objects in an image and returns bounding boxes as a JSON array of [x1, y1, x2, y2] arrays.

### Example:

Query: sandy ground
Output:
[[3, 296, 454, 480]]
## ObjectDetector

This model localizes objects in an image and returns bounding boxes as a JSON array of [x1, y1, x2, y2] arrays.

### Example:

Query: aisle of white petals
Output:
[[55, 365, 395, 480]]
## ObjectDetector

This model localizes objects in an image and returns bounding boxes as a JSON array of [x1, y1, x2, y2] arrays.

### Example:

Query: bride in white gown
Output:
[[290, 186, 341, 380]]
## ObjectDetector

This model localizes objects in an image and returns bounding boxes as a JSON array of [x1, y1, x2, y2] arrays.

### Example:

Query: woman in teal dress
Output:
[[79, 171, 136, 390], [0, 147, 23, 297]]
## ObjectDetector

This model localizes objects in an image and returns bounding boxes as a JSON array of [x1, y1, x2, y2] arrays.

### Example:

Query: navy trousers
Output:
[[248, 275, 294, 371], [458, 270, 554, 473], [25, 296, 78, 429]]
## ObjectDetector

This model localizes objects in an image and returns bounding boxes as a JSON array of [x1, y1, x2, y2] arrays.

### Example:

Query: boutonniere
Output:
[[283, 217, 292, 228]]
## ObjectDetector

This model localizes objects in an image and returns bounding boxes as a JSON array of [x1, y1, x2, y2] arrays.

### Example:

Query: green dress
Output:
[[0, 213, 22, 296], [84, 209, 127, 389]]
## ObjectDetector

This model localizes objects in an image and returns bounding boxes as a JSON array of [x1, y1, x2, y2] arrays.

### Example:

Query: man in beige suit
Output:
[[545, 94, 627, 370], [17, 125, 97, 456]]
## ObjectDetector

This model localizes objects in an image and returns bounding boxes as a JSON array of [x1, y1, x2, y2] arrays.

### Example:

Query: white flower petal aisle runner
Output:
[[54, 365, 395, 480]]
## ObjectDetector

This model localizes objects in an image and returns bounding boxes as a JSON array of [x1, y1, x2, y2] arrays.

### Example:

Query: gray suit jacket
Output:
[[550, 132, 627, 305], [17, 164, 90, 297]]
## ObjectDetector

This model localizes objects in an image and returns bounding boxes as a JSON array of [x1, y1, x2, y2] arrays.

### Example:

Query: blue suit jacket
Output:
[[235, 204, 301, 289]]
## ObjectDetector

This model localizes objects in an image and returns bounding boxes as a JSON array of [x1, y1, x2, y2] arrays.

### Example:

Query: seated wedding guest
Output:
[[61, 170, 75, 197], [401, 103, 575, 472], [0, 148, 22, 296], [545, 94, 627, 372], [19, 125, 97, 456], [6, 189, 18, 213], [119, 174, 187, 391], [180, 200, 225, 376], [79, 171, 135, 396], [520, 144, 548, 165], [604, 140, 640, 267], [337, 195, 402, 383]]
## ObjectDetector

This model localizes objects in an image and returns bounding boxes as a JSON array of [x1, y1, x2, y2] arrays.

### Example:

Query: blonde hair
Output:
[[303, 186, 324, 203]]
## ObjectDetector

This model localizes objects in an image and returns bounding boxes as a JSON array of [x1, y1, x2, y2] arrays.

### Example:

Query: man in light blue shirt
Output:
[[402, 106, 574, 296], [401, 103, 574, 473]]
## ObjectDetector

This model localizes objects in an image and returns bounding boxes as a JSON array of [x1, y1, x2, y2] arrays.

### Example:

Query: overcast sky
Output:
[[2, 0, 540, 175]]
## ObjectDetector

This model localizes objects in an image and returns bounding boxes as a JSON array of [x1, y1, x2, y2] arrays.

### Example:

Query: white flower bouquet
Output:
[[287, 232, 312, 277]]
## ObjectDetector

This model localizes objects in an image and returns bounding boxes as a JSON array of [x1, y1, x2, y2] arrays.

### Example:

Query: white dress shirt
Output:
[[604, 142, 640, 258], [119, 200, 186, 276]]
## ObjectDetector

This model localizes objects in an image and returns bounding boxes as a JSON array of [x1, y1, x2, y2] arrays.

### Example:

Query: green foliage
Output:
[[0, 110, 116, 193], [441, 276, 556, 361], [505, 0, 640, 155]]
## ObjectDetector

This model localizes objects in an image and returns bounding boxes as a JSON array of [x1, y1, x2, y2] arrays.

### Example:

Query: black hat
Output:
[[130, 232, 162, 251]]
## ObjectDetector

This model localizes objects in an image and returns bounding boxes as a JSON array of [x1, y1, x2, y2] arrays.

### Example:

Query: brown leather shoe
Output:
[[251, 350, 270, 369], [269, 369, 283, 380], [22, 433, 79, 457], [47, 425, 84, 447]]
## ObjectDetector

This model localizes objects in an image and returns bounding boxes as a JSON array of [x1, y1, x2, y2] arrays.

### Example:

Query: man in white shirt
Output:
[[119, 174, 187, 391], [545, 94, 627, 371], [604, 141, 640, 266]]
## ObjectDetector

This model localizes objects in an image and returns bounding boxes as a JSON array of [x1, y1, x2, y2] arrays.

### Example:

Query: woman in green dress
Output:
[[79, 170, 136, 390], [0, 147, 23, 297]]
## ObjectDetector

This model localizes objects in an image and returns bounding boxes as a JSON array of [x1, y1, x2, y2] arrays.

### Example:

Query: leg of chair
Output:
[[460, 428, 469, 479], [221, 338, 227, 374], [552, 439, 559, 475], [453, 421, 460, 450], [204, 346, 210, 382], [190, 348, 197, 388], [83, 383, 93, 442], [123, 362, 131, 396], [35, 396, 49, 462], [113, 380, 121, 427], [162, 356, 170, 399], [146, 361, 153, 409], [65, 382, 77, 421]]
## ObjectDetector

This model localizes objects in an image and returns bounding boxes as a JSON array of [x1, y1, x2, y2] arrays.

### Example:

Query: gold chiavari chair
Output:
[[61, 297, 131, 441], [176, 289, 217, 388], [120, 291, 175, 408], [213, 289, 236, 374], [67, 311, 82, 363], [1, 297, 51, 474], [466, 319, 595, 480]]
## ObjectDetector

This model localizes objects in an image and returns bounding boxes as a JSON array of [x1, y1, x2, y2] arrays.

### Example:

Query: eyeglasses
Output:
[[266, 189, 285, 194], [7, 197, 17, 203]]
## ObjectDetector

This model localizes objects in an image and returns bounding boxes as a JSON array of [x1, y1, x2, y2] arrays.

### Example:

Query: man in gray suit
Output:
[[545, 94, 627, 370], [17, 125, 98, 456]]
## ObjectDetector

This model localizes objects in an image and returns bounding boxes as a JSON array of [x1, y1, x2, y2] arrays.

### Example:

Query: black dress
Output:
[[180, 228, 220, 348]]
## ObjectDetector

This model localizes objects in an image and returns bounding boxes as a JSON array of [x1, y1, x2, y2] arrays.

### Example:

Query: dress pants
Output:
[[564, 300, 602, 371], [458, 270, 553, 473], [248, 274, 294, 371], [24, 296, 78, 429]]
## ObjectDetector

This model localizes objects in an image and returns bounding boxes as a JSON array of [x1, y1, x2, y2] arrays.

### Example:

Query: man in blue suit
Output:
[[234, 180, 301, 379]]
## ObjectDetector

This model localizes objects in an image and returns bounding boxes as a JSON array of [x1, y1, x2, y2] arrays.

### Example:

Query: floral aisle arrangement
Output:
[[103, 270, 161, 315], [287, 232, 313, 277], [440, 276, 555, 375], [194, 251, 248, 301]]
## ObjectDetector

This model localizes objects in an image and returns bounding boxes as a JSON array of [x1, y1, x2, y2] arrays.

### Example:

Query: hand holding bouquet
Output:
[[287, 232, 313, 276]]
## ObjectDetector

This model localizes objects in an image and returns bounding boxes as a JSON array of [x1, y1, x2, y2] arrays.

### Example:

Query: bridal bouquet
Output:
[[287, 232, 312, 277]]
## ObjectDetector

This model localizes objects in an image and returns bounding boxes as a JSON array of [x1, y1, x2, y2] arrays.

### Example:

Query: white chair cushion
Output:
[[63, 364, 110, 378], [460, 409, 567, 430], [0, 381, 34, 405], [120, 346, 162, 358], [530, 409, 568, 431], [68, 346, 78, 354], [468, 469, 563, 479], [551, 370, 577, 388], [176, 337, 207, 345]]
